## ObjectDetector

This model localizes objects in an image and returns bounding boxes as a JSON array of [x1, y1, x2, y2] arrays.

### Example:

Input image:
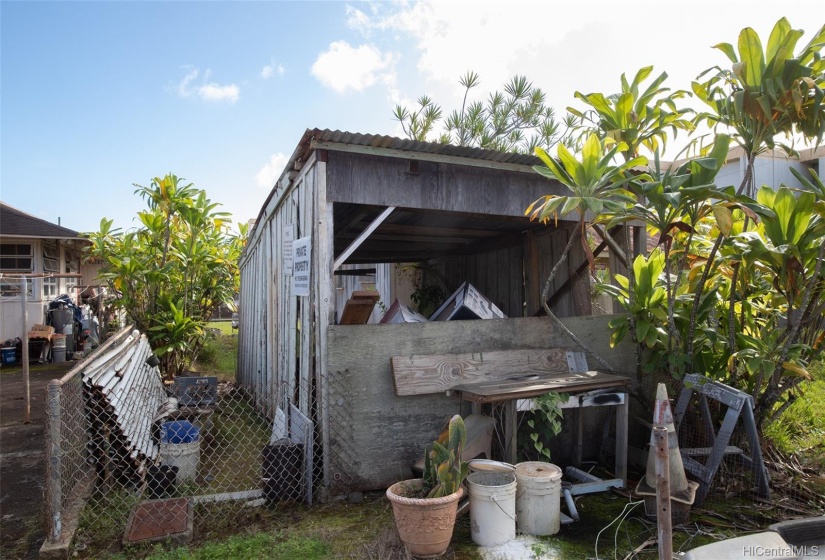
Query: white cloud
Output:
[[177, 68, 239, 103], [311, 40, 396, 94], [261, 62, 285, 79], [256, 152, 289, 189], [177, 69, 198, 98], [198, 83, 239, 103], [345, 2, 559, 99], [341, 1, 825, 157]]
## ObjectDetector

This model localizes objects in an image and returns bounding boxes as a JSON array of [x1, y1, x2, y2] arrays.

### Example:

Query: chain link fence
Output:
[[42, 330, 823, 556], [41, 327, 361, 556], [672, 375, 825, 519]]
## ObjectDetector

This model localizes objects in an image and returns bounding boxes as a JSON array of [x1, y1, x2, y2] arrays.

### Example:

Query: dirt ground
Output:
[[1, 361, 75, 560]]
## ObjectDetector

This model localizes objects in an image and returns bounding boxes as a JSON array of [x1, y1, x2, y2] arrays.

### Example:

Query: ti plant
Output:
[[422, 415, 469, 499]]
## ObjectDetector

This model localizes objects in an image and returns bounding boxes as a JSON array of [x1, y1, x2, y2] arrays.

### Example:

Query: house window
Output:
[[43, 241, 59, 299], [0, 243, 33, 297], [65, 249, 80, 294]]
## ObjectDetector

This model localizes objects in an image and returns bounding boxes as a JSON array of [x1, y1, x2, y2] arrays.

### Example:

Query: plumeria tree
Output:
[[84, 173, 247, 378]]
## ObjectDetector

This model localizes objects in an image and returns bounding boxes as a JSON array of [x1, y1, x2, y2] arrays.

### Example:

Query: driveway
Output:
[[1, 361, 74, 560]]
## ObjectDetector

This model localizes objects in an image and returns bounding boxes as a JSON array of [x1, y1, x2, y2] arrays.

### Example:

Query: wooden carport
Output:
[[237, 129, 633, 499]]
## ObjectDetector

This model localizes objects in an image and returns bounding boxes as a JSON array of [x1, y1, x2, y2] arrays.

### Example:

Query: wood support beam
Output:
[[333, 206, 395, 270]]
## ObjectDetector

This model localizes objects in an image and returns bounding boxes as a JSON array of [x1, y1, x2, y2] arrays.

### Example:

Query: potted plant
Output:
[[386, 414, 469, 558]]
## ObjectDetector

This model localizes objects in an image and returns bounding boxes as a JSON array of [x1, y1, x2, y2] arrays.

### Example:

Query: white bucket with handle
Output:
[[466, 470, 517, 546]]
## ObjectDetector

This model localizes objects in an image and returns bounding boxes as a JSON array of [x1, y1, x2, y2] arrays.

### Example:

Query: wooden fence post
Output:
[[654, 425, 673, 560]]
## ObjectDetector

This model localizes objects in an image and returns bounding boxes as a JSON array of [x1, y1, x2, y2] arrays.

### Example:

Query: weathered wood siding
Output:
[[238, 153, 327, 422], [326, 315, 634, 493], [325, 151, 565, 218], [239, 143, 608, 499], [429, 223, 590, 318]]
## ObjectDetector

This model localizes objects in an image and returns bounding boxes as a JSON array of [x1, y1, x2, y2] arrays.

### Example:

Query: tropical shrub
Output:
[[84, 173, 247, 378], [530, 18, 825, 429]]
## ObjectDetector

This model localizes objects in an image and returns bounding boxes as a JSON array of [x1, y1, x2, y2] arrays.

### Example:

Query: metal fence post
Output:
[[46, 379, 63, 543], [21, 278, 31, 423]]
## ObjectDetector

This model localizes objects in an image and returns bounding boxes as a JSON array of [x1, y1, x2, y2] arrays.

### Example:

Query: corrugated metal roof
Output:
[[301, 128, 541, 167], [0, 202, 84, 239]]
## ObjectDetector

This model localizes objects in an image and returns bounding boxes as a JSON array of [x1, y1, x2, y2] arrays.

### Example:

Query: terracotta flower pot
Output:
[[386, 479, 464, 558]]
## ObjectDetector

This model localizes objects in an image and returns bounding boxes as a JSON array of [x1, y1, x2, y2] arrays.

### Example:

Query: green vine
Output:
[[522, 392, 565, 461]]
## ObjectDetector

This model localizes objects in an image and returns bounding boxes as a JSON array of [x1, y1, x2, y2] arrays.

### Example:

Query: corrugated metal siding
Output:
[[82, 330, 166, 472]]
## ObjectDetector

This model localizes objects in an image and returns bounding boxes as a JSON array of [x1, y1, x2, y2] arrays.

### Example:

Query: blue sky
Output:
[[1, 1, 822, 234]]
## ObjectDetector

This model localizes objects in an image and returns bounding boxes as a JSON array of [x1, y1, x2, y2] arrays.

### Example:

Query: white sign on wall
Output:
[[282, 225, 294, 275], [292, 236, 311, 297]]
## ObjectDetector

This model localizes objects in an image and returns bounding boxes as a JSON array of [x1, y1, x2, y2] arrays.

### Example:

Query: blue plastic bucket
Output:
[[161, 420, 200, 444], [1, 347, 16, 365]]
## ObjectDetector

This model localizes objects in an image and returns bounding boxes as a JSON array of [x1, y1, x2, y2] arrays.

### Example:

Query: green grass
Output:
[[764, 360, 825, 473], [91, 491, 730, 560], [138, 533, 329, 560], [103, 495, 403, 560], [75, 489, 144, 556], [204, 321, 234, 337], [193, 325, 237, 382], [198, 396, 271, 493]]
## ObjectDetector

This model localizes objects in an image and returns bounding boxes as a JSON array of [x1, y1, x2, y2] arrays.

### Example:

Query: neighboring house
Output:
[[0, 202, 96, 341], [705, 145, 823, 193]]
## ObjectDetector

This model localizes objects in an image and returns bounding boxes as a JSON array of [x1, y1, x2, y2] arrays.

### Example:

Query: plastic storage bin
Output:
[[1, 347, 16, 365]]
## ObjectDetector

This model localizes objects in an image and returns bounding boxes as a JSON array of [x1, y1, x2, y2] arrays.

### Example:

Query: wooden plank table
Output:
[[391, 348, 586, 397], [447, 371, 630, 487], [447, 370, 627, 403]]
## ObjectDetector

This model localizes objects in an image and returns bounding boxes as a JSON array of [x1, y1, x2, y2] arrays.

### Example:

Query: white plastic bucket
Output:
[[515, 461, 562, 536], [51, 334, 66, 349], [466, 471, 517, 546], [159, 440, 200, 482], [468, 459, 515, 475]]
